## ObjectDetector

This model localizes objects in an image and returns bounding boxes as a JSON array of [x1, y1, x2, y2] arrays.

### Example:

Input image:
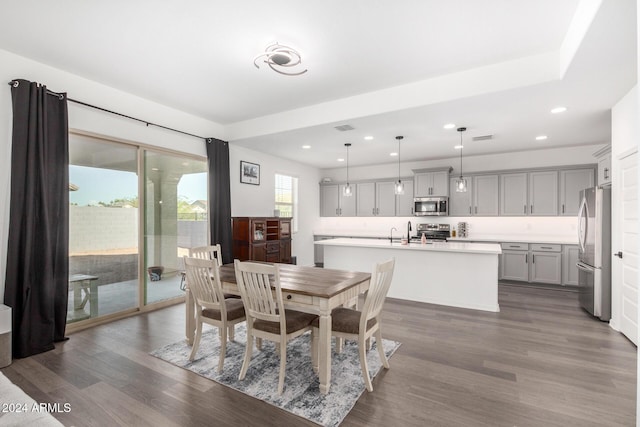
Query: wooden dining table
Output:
[[185, 262, 371, 394]]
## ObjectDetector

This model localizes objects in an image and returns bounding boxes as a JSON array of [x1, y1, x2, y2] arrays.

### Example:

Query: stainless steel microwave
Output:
[[414, 197, 449, 216]]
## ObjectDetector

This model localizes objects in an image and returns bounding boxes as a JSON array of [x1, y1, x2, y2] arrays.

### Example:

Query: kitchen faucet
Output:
[[407, 221, 412, 242], [389, 227, 398, 243]]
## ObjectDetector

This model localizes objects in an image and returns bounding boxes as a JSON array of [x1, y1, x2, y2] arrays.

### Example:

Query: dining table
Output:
[[185, 262, 371, 394]]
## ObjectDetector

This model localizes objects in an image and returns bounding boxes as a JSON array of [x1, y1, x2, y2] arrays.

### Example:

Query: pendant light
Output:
[[394, 136, 404, 195], [343, 143, 353, 197], [455, 127, 467, 192]]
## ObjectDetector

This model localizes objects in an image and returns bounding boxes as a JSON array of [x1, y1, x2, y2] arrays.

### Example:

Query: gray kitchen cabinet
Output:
[[593, 145, 612, 187], [414, 169, 450, 197], [396, 179, 414, 216], [472, 174, 499, 215], [500, 170, 558, 216], [449, 176, 473, 216], [501, 247, 529, 281], [356, 181, 396, 216], [559, 168, 595, 216], [529, 250, 562, 284], [500, 173, 528, 215], [320, 184, 356, 217], [562, 245, 580, 286], [529, 170, 558, 215]]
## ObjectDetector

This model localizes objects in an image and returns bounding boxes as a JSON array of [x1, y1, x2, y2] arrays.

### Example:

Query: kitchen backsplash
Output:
[[315, 216, 578, 239]]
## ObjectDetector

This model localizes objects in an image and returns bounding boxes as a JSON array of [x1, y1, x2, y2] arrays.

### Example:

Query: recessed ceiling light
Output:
[[181, 162, 189, 166], [535, 135, 548, 141], [151, 167, 159, 171], [364, 136, 374, 141], [302, 145, 311, 149], [454, 145, 464, 150], [443, 123, 456, 129], [337, 158, 345, 162], [390, 152, 398, 156], [551, 106, 567, 114]]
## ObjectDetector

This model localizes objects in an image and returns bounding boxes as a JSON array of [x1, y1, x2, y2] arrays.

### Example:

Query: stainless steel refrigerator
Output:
[[577, 187, 611, 321]]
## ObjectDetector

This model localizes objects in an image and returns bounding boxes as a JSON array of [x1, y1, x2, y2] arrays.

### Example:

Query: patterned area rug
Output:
[[151, 325, 400, 427]]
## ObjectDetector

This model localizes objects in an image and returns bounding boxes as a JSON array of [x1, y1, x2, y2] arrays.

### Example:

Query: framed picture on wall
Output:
[[240, 161, 260, 185]]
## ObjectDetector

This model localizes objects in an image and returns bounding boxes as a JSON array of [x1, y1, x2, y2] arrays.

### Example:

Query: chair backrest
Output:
[[189, 244, 223, 267], [360, 258, 395, 331], [234, 260, 284, 327], [184, 256, 226, 312]]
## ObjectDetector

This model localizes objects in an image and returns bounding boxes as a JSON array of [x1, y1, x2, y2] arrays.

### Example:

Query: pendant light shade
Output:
[[343, 143, 353, 197], [455, 127, 467, 193], [394, 136, 404, 195]]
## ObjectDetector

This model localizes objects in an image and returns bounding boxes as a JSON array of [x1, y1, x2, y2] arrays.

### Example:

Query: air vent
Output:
[[334, 124, 355, 132], [472, 134, 493, 141]]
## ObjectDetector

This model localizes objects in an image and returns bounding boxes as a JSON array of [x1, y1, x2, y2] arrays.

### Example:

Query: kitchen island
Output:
[[315, 238, 502, 312]]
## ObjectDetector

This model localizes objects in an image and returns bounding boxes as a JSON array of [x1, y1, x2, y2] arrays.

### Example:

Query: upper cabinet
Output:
[[413, 168, 452, 197], [449, 176, 472, 216], [500, 171, 559, 216], [320, 184, 356, 217], [559, 168, 595, 216], [396, 179, 415, 216], [593, 145, 612, 187], [473, 175, 499, 216], [356, 181, 396, 216]]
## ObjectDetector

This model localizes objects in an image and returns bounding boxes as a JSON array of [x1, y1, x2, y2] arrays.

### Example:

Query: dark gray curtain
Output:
[[4, 79, 69, 358], [206, 138, 233, 263]]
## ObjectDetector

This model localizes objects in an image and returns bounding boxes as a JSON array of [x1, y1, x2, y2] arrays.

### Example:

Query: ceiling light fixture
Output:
[[454, 145, 464, 150], [364, 136, 374, 141], [394, 136, 404, 195], [343, 143, 353, 197], [390, 152, 398, 156], [536, 135, 548, 141], [551, 106, 567, 114], [302, 145, 311, 149], [253, 42, 307, 76], [444, 123, 456, 130], [337, 158, 344, 162], [455, 127, 467, 192]]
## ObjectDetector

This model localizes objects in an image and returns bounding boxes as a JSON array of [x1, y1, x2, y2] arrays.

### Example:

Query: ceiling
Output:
[[0, 1, 636, 169]]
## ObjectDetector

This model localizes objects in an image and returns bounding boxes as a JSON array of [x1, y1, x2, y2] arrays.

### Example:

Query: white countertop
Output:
[[314, 238, 502, 255]]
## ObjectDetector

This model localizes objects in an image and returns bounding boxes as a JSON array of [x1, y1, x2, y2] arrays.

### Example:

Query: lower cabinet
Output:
[[562, 245, 579, 286], [500, 243, 562, 285]]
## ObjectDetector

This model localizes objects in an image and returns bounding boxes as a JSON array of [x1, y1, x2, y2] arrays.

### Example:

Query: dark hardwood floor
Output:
[[2, 284, 636, 426]]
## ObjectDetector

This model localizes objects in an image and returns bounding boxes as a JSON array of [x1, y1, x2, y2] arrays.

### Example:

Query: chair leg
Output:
[[278, 340, 287, 395], [336, 337, 344, 354], [311, 328, 319, 374], [256, 337, 263, 350], [359, 334, 373, 392], [239, 332, 253, 381], [189, 315, 203, 361], [228, 324, 235, 342], [218, 324, 227, 373], [375, 326, 389, 369]]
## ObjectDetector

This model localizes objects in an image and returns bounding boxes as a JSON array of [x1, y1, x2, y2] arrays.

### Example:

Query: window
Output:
[[275, 173, 298, 232]]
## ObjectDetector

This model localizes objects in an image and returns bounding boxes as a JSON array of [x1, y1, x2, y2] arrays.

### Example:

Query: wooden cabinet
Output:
[[320, 184, 356, 216], [232, 217, 293, 263], [413, 168, 451, 197], [500, 171, 559, 216], [562, 245, 579, 286], [559, 168, 594, 216], [593, 145, 612, 187]]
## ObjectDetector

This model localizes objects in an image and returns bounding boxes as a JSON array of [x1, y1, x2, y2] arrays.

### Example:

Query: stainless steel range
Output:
[[413, 223, 450, 242]]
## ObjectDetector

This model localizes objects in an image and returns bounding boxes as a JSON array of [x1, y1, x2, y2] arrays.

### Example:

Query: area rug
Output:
[[0, 371, 64, 426], [151, 325, 400, 427]]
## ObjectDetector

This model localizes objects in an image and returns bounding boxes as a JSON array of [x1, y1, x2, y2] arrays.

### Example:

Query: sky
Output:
[[69, 165, 207, 206]]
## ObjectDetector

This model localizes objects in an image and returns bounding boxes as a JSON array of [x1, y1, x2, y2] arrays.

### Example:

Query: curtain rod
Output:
[[8, 80, 212, 143]]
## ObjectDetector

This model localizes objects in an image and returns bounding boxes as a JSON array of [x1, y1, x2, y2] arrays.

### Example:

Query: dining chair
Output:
[[234, 260, 318, 395], [184, 256, 246, 373], [187, 244, 239, 299], [312, 258, 395, 392]]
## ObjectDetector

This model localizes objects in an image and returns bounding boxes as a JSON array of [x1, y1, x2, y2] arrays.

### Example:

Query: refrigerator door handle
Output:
[[576, 261, 595, 272], [577, 198, 588, 253]]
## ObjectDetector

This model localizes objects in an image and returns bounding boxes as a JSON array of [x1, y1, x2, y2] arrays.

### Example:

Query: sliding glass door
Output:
[[144, 151, 208, 305], [68, 133, 208, 324]]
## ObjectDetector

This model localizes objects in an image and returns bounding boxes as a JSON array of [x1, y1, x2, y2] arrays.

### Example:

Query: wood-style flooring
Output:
[[1, 284, 636, 426]]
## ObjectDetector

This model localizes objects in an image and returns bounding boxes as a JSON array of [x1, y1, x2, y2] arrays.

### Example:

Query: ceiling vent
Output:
[[334, 124, 355, 132], [472, 134, 493, 141]]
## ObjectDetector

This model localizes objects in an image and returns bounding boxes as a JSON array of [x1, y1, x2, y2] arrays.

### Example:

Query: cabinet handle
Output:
[[469, 206, 472, 214], [541, 246, 552, 249], [411, 207, 414, 214], [525, 254, 528, 263], [373, 208, 376, 215], [524, 205, 526, 214], [562, 204, 565, 214], [336, 208, 339, 215], [530, 205, 533, 214], [532, 254, 535, 263], [475, 206, 478, 214], [604, 168, 609, 179]]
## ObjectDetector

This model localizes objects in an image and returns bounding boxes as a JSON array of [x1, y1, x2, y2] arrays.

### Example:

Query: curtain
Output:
[[4, 79, 69, 358], [206, 138, 233, 263]]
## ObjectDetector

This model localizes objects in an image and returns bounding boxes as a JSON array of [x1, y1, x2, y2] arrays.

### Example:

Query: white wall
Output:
[[229, 145, 321, 266], [610, 85, 639, 333]]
